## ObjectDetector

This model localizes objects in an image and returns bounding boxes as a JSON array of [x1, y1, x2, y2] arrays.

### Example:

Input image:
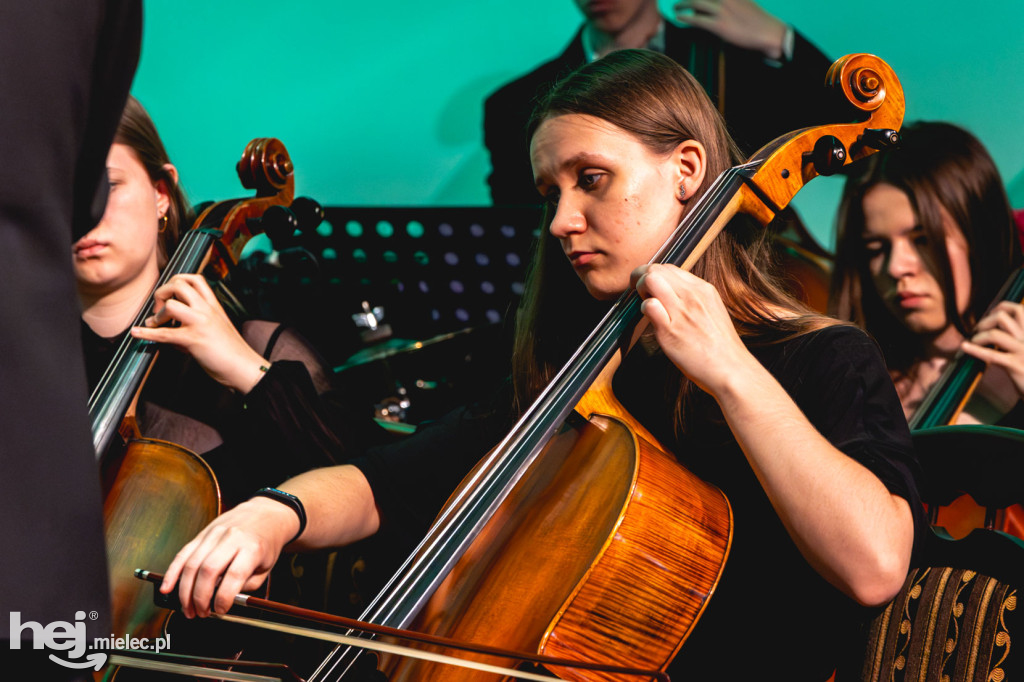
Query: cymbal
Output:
[[333, 327, 479, 373]]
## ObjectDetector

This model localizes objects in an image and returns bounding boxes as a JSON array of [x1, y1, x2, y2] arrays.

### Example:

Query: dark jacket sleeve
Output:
[[237, 360, 391, 471], [214, 325, 394, 504], [484, 32, 586, 205], [350, 381, 515, 539]]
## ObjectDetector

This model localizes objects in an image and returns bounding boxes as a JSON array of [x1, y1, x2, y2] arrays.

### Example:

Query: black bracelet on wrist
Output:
[[252, 487, 306, 544]]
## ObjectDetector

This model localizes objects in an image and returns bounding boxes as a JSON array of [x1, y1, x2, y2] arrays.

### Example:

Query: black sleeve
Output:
[[214, 324, 394, 503], [995, 401, 1024, 429], [239, 361, 391, 469], [350, 382, 515, 539], [719, 28, 847, 156], [785, 325, 930, 560]]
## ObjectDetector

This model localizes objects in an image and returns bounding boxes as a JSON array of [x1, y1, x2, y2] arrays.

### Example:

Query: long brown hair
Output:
[[511, 49, 829, 426], [114, 95, 192, 268], [831, 121, 1022, 374]]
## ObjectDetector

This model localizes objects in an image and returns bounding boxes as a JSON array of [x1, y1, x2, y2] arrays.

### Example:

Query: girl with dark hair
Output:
[[73, 96, 383, 505], [161, 51, 923, 679], [831, 121, 1024, 424]]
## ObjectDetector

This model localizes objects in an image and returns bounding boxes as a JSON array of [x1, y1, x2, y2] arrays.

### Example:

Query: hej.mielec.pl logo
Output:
[[9, 610, 108, 670]]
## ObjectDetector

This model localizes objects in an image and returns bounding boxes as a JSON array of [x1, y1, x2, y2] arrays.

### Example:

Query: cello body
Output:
[[103, 437, 221, 644], [382, 379, 732, 681]]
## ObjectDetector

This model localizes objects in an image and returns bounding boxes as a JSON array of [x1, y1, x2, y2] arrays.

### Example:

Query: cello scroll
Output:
[[676, 53, 904, 275], [197, 137, 295, 280], [737, 53, 904, 224]]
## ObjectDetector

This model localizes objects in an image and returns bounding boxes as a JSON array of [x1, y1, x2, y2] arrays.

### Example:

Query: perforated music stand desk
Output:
[[302, 206, 543, 343]]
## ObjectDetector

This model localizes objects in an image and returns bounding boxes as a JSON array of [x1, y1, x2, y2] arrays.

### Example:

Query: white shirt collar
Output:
[[581, 18, 666, 63]]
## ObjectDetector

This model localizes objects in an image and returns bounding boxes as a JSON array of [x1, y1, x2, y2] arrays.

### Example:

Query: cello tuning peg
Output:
[[260, 204, 300, 251], [290, 197, 324, 231], [808, 135, 847, 176], [860, 128, 901, 150]]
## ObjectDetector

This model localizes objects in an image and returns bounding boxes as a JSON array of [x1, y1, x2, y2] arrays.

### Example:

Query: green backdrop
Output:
[[133, 0, 1024, 249]]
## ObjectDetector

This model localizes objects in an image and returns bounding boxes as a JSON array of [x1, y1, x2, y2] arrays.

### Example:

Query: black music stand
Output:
[[237, 206, 543, 421], [314, 206, 541, 339]]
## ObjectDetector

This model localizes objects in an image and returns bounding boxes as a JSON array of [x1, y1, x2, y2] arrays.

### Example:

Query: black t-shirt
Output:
[[353, 323, 927, 679], [616, 324, 925, 679]]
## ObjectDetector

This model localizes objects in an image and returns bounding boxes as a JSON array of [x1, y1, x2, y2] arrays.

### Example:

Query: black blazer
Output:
[[484, 22, 843, 205], [0, 0, 141, 642]]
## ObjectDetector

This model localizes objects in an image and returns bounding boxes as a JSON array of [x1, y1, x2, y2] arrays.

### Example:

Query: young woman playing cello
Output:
[[831, 121, 1024, 539], [161, 50, 925, 679], [832, 121, 1024, 426], [74, 96, 385, 504]]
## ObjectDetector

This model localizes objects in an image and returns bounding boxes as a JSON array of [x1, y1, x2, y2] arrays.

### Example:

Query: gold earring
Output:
[[158, 214, 168, 233]]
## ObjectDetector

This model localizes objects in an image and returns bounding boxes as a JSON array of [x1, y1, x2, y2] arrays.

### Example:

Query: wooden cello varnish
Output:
[[383, 356, 733, 682]]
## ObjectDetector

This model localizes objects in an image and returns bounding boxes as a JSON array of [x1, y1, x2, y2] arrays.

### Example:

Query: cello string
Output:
[[88, 228, 222, 456], [88, 229, 202, 432], [88, 228, 214, 407]]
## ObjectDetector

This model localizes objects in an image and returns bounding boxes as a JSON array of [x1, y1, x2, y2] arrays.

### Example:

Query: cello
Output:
[[910, 266, 1024, 539], [93, 138, 294, 670], [268, 53, 905, 682]]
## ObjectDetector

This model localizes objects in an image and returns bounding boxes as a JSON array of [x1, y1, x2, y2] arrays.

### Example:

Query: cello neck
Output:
[[87, 227, 223, 460], [87, 136, 295, 461], [909, 266, 1024, 430]]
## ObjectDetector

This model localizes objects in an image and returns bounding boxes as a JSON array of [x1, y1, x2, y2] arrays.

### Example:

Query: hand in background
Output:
[[963, 301, 1024, 409], [673, 0, 788, 60]]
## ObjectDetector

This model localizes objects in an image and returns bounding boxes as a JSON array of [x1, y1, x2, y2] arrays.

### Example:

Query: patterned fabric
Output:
[[847, 566, 1017, 682]]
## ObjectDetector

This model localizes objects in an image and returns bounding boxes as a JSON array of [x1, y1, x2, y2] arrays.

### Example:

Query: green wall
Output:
[[134, 1, 1024, 249]]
